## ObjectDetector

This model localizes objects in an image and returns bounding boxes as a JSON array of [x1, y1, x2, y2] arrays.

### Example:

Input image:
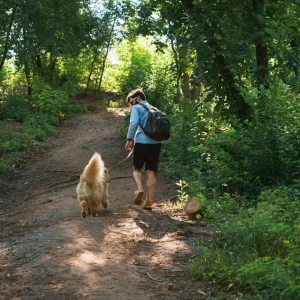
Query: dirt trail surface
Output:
[[0, 103, 211, 300]]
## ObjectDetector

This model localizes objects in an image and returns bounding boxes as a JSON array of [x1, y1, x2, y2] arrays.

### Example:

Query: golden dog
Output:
[[76, 152, 109, 218]]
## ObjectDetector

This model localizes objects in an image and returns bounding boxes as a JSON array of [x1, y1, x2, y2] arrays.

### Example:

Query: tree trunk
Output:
[[191, 84, 200, 102], [170, 36, 181, 102], [0, 5, 18, 71], [85, 51, 98, 94], [290, 39, 299, 78], [36, 54, 43, 77], [94, 65, 101, 97], [22, 27, 32, 97], [31, 56, 37, 75], [253, 0, 269, 88], [181, 0, 252, 120], [182, 72, 189, 99], [49, 55, 57, 85], [96, 49, 108, 94], [214, 53, 252, 119], [190, 67, 201, 101], [24, 61, 32, 97], [96, 10, 118, 95]]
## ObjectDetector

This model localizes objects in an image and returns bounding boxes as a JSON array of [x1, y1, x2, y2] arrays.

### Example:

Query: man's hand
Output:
[[125, 140, 133, 152]]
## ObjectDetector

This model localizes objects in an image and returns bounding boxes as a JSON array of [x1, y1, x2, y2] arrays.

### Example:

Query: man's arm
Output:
[[125, 106, 139, 152], [126, 106, 139, 140]]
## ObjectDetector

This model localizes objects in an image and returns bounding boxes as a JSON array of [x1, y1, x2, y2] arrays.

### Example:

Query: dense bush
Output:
[[0, 95, 32, 122], [189, 187, 300, 299], [0, 80, 86, 180], [159, 79, 300, 297], [162, 81, 300, 199], [0, 113, 57, 154]]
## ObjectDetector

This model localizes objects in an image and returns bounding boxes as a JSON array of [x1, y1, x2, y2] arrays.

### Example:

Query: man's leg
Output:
[[144, 170, 156, 209], [133, 167, 143, 188], [133, 167, 144, 204], [143, 143, 161, 209]]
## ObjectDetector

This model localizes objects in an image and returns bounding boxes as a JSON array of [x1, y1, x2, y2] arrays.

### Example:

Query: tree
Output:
[[133, 0, 300, 120], [0, 1, 18, 72], [0, 0, 96, 95]]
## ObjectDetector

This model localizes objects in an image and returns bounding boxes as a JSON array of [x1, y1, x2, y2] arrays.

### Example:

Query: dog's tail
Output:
[[82, 152, 104, 183]]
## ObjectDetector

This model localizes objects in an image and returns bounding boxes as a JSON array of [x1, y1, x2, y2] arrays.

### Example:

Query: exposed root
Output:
[[146, 272, 163, 283]]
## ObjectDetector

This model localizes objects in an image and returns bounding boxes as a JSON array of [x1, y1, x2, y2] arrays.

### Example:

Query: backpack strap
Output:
[[138, 102, 159, 111], [137, 102, 151, 130], [138, 102, 150, 111]]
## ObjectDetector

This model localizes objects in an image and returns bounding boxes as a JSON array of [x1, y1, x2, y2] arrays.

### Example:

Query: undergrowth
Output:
[[160, 80, 300, 298], [0, 83, 87, 183]]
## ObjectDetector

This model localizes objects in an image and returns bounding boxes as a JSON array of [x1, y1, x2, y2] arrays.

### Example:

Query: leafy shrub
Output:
[[0, 158, 13, 178], [117, 112, 130, 139], [32, 76, 68, 116], [60, 104, 87, 116], [163, 80, 300, 200], [190, 187, 300, 299], [160, 99, 204, 181], [0, 95, 32, 122], [31, 76, 87, 117], [61, 74, 78, 96], [237, 257, 300, 299], [0, 112, 57, 154], [1, 133, 27, 152], [107, 99, 126, 108]]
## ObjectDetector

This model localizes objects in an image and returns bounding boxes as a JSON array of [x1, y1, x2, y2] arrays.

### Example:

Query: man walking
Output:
[[124, 88, 162, 210]]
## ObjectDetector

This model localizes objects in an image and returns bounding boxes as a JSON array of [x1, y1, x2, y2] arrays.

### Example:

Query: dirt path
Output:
[[0, 103, 210, 300]]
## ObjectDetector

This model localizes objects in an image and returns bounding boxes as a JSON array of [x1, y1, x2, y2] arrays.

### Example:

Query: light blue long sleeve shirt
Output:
[[127, 101, 161, 144]]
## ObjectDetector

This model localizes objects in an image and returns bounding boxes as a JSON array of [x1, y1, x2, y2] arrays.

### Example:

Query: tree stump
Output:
[[184, 196, 203, 220]]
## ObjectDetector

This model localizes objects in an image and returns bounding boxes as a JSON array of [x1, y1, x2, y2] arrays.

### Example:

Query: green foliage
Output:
[[0, 96, 58, 179], [172, 179, 189, 210], [0, 158, 13, 178], [26, 113, 57, 135], [0, 95, 31, 122], [162, 80, 300, 199], [32, 77, 68, 116], [0, 113, 57, 154], [59, 56, 87, 92], [117, 112, 130, 139], [136, 0, 300, 119], [143, 48, 178, 113], [0, 118, 57, 179], [107, 98, 126, 108], [114, 37, 154, 93], [0, 130, 27, 152], [189, 187, 300, 299], [30, 76, 87, 117], [60, 104, 88, 117], [159, 78, 300, 297], [61, 74, 79, 96], [160, 98, 216, 192]]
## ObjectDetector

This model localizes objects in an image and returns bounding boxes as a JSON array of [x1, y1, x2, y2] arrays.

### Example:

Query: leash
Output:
[[108, 148, 134, 170]]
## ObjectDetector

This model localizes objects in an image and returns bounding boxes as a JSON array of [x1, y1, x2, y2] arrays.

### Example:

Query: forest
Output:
[[0, 0, 299, 298]]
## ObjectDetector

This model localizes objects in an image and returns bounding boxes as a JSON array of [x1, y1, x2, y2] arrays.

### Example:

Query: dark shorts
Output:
[[133, 143, 162, 172]]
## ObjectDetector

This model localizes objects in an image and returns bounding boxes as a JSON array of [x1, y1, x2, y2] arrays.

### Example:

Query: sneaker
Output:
[[143, 200, 153, 210], [134, 189, 144, 205]]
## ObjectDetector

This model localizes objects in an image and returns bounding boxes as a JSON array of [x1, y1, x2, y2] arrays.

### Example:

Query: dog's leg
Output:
[[80, 197, 88, 218], [102, 189, 109, 209], [91, 207, 98, 217]]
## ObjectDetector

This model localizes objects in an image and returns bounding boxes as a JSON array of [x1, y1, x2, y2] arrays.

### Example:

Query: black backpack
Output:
[[138, 102, 171, 141]]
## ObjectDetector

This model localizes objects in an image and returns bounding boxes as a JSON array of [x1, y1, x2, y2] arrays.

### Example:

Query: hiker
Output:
[[124, 88, 162, 210]]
